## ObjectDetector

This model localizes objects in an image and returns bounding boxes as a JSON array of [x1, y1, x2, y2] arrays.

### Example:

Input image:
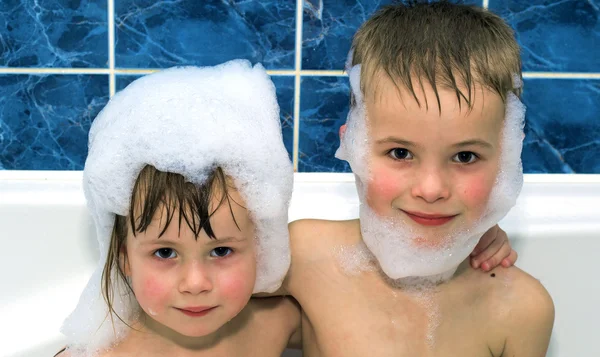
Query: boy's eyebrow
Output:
[[452, 139, 493, 149], [375, 137, 422, 149]]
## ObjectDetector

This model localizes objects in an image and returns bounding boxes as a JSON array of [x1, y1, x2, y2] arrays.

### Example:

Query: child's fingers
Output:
[[501, 249, 518, 268], [470, 225, 499, 257], [471, 235, 508, 269], [479, 240, 512, 271], [471, 228, 506, 269]]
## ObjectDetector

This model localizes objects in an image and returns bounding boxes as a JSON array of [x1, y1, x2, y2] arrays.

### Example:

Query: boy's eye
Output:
[[154, 248, 177, 259], [388, 148, 413, 160], [453, 151, 478, 164], [210, 247, 233, 258]]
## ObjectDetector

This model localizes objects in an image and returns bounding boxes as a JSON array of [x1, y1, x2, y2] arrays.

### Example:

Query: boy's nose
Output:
[[179, 260, 213, 295], [411, 168, 450, 203]]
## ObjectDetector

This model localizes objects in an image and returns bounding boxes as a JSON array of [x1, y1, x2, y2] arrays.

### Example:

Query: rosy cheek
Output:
[[459, 173, 495, 211], [135, 275, 169, 312], [218, 267, 254, 309], [366, 165, 403, 213]]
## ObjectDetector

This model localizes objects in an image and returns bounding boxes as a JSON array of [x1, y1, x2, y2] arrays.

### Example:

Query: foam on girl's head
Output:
[[61, 60, 293, 355]]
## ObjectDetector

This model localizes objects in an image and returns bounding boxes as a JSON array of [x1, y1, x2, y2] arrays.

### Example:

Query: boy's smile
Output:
[[400, 210, 458, 227]]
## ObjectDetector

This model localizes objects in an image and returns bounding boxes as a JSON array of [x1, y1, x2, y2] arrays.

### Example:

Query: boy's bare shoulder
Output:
[[288, 218, 361, 254], [245, 297, 301, 347], [247, 296, 300, 323], [473, 265, 555, 354], [285, 219, 361, 292], [486, 265, 554, 317]]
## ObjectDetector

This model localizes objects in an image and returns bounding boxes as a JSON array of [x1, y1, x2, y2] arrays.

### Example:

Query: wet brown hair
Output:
[[350, 1, 522, 111], [100, 165, 237, 326]]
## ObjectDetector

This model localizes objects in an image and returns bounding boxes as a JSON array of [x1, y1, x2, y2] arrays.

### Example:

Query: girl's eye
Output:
[[388, 148, 413, 160], [453, 151, 478, 164], [154, 248, 177, 259], [210, 247, 233, 258]]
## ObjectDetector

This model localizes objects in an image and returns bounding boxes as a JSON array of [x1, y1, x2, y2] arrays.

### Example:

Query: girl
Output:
[[57, 60, 300, 357]]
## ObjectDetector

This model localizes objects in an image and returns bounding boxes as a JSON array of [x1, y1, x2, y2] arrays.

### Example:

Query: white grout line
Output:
[[114, 68, 158, 75], [523, 72, 600, 79], [0, 68, 110, 74], [267, 70, 297, 76], [1, 67, 600, 80], [108, 0, 116, 97], [293, 0, 303, 172], [482, 0, 489, 9], [301, 70, 346, 76]]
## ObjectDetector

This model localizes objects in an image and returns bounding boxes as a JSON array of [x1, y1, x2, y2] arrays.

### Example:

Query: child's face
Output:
[[363, 75, 505, 247], [122, 188, 257, 337]]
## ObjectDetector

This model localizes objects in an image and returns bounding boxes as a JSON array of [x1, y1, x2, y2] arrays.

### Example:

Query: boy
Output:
[[282, 2, 554, 356]]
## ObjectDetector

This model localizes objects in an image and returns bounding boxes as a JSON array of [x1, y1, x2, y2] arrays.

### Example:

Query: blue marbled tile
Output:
[[115, 0, 295, 69], [115, 74, 141, 92], [489, 0, 600, 72], [522, 78, 600, 173], [302, 0, 482, 70], [270, 75, 295, 161], [298, 76, 351, 172], [0, 74, 108, 170], [0, 0, 107, 68], [115, 73, 295, 160]]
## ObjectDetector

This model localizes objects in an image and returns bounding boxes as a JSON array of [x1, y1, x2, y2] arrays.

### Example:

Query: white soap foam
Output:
[[61, 60, 293, 356], [334, 240, 377, 275]]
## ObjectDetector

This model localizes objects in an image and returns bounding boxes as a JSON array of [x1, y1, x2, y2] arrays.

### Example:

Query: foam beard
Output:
[[61, 60, 293, 355], [336, 65, 525, 282]]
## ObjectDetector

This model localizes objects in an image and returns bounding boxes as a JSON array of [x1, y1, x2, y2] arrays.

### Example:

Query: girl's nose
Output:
[[178, 260, 213, 295]]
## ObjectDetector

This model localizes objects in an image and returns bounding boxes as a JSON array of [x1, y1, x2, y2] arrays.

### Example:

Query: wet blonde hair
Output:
[[350, 1, 522, 111], [100, 165, 237, 326]]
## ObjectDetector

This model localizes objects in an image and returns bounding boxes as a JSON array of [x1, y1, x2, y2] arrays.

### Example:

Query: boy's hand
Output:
[[470, 225, 517, 271]]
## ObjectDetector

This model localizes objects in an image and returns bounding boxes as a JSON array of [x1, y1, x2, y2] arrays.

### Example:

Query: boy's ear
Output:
[[339, 124, 347, 139]]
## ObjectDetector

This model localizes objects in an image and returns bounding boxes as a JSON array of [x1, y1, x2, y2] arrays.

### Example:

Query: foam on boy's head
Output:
[[61, 60, 293, 355]]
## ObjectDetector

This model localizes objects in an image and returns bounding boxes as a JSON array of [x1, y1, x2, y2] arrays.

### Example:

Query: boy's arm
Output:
[[470, 225, 518, 271], [254, 219, 322, 299]]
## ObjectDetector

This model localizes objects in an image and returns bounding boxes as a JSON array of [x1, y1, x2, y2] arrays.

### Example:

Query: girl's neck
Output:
[[112, 308, 251, 356]]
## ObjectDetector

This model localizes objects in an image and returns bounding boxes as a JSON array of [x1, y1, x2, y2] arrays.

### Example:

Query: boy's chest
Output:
[[298, 272, 496, 357]]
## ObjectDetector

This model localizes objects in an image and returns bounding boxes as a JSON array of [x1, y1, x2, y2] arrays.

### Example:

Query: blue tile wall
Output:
[[522, 78, 600, 173], [0, 74, 108, 169], [489, 0, 600, 72], [0, 0, 598, 173], [0, 1, 108, 68], [115, 0, 296, 69], [270, 76, 296, 160], [299, 76, 350, 172]]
